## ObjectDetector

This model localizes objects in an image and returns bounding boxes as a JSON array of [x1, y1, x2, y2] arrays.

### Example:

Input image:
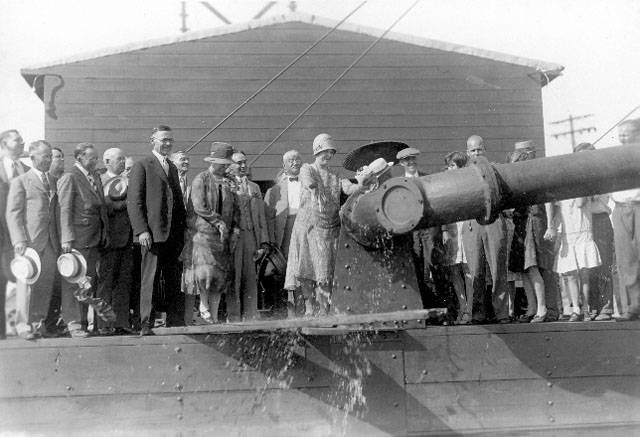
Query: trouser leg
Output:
[[139, 246, 158, 329], [485, 218, 509, 321]]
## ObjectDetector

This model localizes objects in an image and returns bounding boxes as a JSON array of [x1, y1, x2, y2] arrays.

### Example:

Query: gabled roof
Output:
[[21, 11, 563, 95]]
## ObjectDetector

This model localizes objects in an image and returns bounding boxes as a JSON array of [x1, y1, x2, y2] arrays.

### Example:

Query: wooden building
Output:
[[21, 13, 563, 181]]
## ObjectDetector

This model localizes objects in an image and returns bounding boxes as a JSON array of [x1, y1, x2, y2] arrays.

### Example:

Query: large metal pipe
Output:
[[343, 145, 640, 246]]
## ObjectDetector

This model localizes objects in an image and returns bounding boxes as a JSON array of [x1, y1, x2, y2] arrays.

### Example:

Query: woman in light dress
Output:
[[546, 195, 601, 322], [285, 133, 341, 316]]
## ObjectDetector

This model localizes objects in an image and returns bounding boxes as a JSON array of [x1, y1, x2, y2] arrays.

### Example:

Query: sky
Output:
[[1, 0, 639, 156]]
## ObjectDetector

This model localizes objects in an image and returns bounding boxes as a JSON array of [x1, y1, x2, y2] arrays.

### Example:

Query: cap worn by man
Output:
[[514, 140, 535, 151]]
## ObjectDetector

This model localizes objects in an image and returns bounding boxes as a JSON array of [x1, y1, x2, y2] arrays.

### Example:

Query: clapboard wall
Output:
[[24, 20, 547, 181]]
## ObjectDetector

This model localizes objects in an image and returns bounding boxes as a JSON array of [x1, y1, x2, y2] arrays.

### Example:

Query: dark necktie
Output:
[[86, 173, 98, 193], [10, 161, 20, 180], [42, 173, 51, 193]]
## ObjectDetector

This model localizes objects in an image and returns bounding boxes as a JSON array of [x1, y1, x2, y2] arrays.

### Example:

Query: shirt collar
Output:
[[152, 149, 167, 164], [32, 167, 46, 181], [105, 170, 119, 180]]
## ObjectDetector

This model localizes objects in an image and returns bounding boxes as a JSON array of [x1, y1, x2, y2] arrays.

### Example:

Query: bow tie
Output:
[[288, 176, 298, 182]]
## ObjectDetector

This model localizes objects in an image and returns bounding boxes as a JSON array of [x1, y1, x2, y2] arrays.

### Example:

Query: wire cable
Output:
[[592, 104, 640, 146], [250, 0, 421, 166], [185, 0, 368, 153]]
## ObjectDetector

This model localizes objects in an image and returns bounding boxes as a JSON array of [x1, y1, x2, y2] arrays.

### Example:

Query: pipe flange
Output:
[[470, 157, 501, 225], [375, 178, 425, 234]]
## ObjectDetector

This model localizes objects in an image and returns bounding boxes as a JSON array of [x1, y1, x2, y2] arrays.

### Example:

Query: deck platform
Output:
[[1, 319, 639, 435]]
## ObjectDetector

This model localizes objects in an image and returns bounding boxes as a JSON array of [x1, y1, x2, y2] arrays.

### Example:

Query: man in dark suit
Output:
[[6, 141, 61, 339], [127, 126, 186, 335], [0, 129, 29, 339], [97, 147, 134, 335], [58, 142, 108, 337]]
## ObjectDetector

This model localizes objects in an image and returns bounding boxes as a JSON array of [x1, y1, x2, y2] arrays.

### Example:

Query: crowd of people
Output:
[[1, 118, 639, 339]]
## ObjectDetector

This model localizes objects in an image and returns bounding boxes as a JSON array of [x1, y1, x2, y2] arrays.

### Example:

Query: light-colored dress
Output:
[[284, 163, 341, 289], [442, 221, 466, 266], [554, 198, 601, 274]]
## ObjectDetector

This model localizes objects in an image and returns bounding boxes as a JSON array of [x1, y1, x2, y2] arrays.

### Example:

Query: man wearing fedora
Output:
[[228, 151, 268, 321], [97, 147, 134, 335], [6, 140, 61, 339], [0, 129, 30, 339], [58, 142, 109, 337], [128, 125, 186, 335]]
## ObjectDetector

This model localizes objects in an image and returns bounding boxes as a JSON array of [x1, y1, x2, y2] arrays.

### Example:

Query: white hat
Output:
[[57, 249, 88, 284], [10, 248, 41, 285], [312, 133, 337, 155], [355, 158, 394, 184], [103, 175, 128, 201]]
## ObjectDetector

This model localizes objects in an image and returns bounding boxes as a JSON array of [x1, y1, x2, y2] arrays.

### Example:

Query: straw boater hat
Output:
[[356, 157, 394, 184], [103, 175, 128, 201], [396, 147, 421, 160], [10, 248, 41, 285], [312, 133, 337, 155], [57, 249, 88, 284], [204, 142, 234, 164]]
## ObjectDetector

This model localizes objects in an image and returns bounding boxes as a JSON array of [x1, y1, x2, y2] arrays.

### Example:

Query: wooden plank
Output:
[[51, 88, 541, 105], [42, 64, 541, 80], [71, 52, 537, 69], [60, 76, 536, 93], [45, 126, 543, 144], [45, 100, 541, 117], [0, 335, 331, 398], [156, 309, 443, 335], [0, 389, 382, 436], [403, 326, 640, 383], [405, 376, 640, 434], [45, 112, 544, 130]]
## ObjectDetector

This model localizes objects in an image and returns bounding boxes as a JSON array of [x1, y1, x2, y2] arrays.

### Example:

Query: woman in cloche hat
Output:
[[284, 133, 342, 317]]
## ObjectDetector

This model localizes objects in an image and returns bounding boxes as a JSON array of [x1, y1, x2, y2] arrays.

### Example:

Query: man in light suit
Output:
[[265, 150, 302, 317], [97, 147, 133, 335], [265, 150, 302, 256], [228, 151, 269, 321], [58, 142, 108, 337], [6, 141, 61, 339], [127, 126, 186, 335], [0, 129, 29, 339], [461, 135, 510, 324]]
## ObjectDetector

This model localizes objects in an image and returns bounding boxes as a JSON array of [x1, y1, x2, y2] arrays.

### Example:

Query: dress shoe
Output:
[[616, 312, 639, 322], [582, 312, 594, 322], [518, 314, 535, 323], [98, 327, 115, 336], [594, 313, 612, 321], [568, 312, 583, 322], [497, 318, 512, 324], [139, 326, 155, 336], [69, 329, 90, 338], [530, 313, 547, 323], [113, 327, 136, 336]]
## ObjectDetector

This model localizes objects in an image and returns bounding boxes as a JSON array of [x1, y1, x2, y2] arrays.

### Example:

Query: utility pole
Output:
[[180, 1, 189, 33], [549, 114, 596, 148]]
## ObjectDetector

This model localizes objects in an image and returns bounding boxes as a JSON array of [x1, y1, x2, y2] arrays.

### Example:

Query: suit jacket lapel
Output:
[[72, 166, 100, 201], [151, 156, 169, 184]]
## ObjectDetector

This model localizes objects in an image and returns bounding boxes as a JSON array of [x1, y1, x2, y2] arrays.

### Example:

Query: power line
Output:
[[185, 0, 369, 153], [549, 114, 596, 148], [250, 0, 421, 166]]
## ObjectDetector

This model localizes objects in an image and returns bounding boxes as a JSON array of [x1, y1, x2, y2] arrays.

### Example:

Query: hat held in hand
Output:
[[57, 249, 88, 284], [10, 248, 41, 285]]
